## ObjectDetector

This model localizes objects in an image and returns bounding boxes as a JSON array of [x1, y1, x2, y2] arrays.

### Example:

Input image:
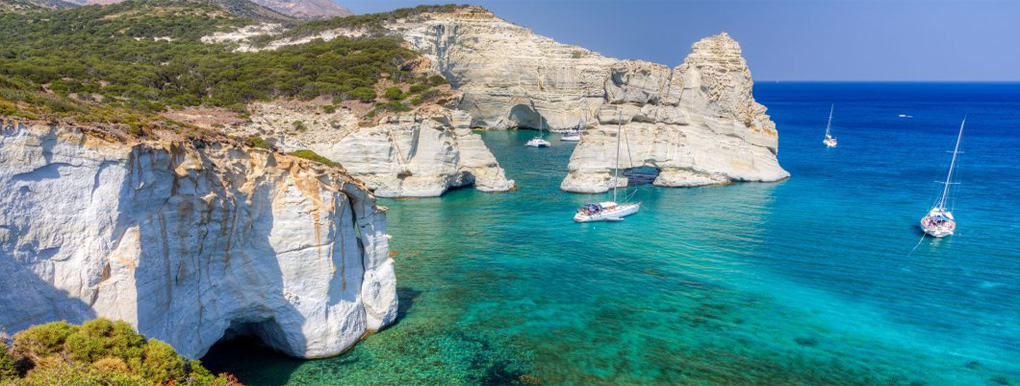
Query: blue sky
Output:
[[339, 0, 1020, 81]]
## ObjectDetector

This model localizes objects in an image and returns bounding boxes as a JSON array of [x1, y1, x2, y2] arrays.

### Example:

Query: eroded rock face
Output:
[[392, 10, 789, 191], [562, 34, 789, 192], [0, 121, 396, 359], [237, 104, 515, 197], [219, 7, 786, 191], [254, 8, 787, 191]]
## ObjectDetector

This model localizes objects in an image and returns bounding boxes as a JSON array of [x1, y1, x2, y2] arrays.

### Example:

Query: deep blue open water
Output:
[[204, 83, 1019, 385]]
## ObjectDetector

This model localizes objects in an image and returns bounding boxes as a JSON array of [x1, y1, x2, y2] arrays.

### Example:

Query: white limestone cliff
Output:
[[0, 120, 397, 359], [248, 7, 788, 192], [234, 103, 515, 197], [561, 34, 789, 192]]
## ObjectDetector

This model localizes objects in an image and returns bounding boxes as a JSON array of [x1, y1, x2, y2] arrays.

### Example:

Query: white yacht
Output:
[[574, 112, 641, 222], [920, 118, 965, 238], [823, 104, 838, 148]]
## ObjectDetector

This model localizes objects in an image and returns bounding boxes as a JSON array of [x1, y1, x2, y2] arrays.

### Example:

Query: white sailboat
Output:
[[823, 104, 838, 148], [561, 100, 585, 142], [574, 112, 641, 222], [920, 117, 965, 238], [525, 115, 552, 148]]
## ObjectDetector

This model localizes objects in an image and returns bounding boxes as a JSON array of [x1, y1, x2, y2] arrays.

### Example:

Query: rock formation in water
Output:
[[561, 34, 788, 191], [252, 6, 788, 192], [204, 103, 515, 197], [0, 120, 397, 359]]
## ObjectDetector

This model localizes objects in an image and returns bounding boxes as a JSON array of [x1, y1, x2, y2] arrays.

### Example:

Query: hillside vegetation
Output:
[[0, 319, 239, 385], [0, 0, 447, 133]]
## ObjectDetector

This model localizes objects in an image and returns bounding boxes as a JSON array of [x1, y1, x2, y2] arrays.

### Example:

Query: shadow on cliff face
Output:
[[508, 103, 550, 130], [0, 256, 97, 333], [126, 144, 308, 359]]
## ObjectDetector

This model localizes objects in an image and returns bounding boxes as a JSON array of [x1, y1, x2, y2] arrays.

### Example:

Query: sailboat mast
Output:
[[825, 104, 834, 136], [938, 117, 965, 209], [614, 111, 622, 203]]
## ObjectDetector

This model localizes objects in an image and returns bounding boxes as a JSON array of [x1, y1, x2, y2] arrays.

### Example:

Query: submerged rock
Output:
[[0, 121, 397, 359]]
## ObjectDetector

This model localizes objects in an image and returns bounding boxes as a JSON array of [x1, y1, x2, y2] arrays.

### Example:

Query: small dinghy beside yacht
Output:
[[823, 104, 838, 148], [574, 112, 640, 223], [920, 117, 966, 238]]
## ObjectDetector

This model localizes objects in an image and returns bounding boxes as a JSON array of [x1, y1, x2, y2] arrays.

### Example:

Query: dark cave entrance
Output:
[[200, 319, 297, 379], [622, 166, 660, 186]]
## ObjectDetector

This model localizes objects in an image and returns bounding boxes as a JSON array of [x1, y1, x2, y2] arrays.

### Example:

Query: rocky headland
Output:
[[0, 120, 396, 359], [246, 6, 789, 192]]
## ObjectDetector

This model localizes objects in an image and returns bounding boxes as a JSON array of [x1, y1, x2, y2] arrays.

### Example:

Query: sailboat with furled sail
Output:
[[574, 112, 641, 222], [920, 117, 965, 238], [823, 104, 838, 148]]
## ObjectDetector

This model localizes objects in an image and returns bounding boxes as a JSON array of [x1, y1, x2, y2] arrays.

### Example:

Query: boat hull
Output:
[[921, 217, 955, 237], [526, 139, 551, 147], [921, 209, 956, 237], [574, 203, 641, 223], [823, 137, 837, 148]]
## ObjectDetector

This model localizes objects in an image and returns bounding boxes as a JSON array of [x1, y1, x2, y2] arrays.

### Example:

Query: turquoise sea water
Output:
[[204, 83, 1019, 385]]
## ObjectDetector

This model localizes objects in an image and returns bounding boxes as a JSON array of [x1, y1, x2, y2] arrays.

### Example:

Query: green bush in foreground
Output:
[[1, 319, 239, 385]]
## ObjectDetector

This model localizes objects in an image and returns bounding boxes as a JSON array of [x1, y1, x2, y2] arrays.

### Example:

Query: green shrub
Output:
[[322, 104, 336, 114], [0, 342, 17, 381], [427, 75, 448, 86], [248, 136, 271, 149], [12, 321, 76, 361], [409, 84, 430, 94], [348, 87, 377, 102], [292, 121, 306, 131], [289, 149, 341, 168], [141, 340, 186, 382], [6, 318, 236, 385], [383, 87, 403, 100]]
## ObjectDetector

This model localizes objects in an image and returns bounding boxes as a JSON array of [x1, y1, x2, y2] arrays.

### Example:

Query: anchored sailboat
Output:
[[574, 112, 641, 223], [823, 104, 838, 148], [525, 114, 551, 148], [561, 100, 586, 142], [920, 117, 965, 238]]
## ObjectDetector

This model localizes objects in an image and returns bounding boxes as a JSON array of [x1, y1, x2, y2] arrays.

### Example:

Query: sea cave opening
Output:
[[622, 166, 660, 186], [200, 318, 298, 378]]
